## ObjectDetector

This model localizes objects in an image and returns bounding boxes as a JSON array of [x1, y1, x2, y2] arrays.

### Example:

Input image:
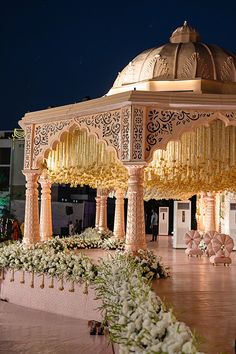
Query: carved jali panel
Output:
[[145, 109, 216, 159], [121, 107, 131, 160], [75, 110, 121, 155], [24, 125, 33, 169], [132, 107, 144, 160], [33, 120, 71, 166]]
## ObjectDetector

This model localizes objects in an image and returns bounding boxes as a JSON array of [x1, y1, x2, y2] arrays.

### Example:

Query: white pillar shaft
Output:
[[95, 196, 101, 229], [98, 191, 108, 233], [113, 189, 125, 240], [204, 193, 216, 232], [23, 170, 40, 245], [196, 192, 206, 232], [125, 165, 146, 252], [39, 174, 52, 242]]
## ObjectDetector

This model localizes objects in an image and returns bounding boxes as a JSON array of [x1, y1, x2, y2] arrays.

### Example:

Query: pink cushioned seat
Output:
[[209, 234, 234, 266], [185, 230, 203, 257], [204, 231, 219, 257]]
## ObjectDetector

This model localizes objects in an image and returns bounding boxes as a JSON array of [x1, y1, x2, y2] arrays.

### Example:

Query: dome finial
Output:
[[170, 21, 201, 43]]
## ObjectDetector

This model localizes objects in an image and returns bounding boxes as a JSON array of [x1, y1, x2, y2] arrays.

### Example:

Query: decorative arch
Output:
[[26, 108, 127, 169], [145, 117, 236, 199], [34, 124, 119, 169], [145, 109, 236, 163]]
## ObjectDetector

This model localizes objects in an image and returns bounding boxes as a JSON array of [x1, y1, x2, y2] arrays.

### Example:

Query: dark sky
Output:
[[1, 0, 236, 130]]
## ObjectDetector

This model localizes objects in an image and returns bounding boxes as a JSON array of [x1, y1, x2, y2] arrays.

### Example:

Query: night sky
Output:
[[1, 0, 236, 130]]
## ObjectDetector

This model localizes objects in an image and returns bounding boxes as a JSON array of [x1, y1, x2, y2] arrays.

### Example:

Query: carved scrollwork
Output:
[[75, 110, 121, 151], [132, 108, 144, 160], [24, 126, 32, 169], [146, 109, 215, 152], [225, 112, 236, 121], [33, 120, 71, 161], [121, 107, 131, 160]]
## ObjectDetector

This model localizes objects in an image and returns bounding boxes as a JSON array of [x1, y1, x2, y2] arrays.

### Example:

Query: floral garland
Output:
[[94, 253, 201, 354], [0, 242, 97, 284], [36, 228, 125, 252]]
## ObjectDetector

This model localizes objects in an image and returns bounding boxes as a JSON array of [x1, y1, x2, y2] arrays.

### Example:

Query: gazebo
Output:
[[19, 22, 236, 251]]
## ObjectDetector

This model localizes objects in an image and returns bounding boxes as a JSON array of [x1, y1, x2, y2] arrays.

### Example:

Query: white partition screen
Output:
[[228, 203, 236, 250], [158, 207, 169, 235], [173, 200, 191, 248]]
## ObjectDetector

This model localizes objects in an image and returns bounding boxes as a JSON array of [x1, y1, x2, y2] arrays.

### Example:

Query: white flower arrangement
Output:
[[102, 236, 125, 250], [199, 239, 207, 252], [95, 253, 202, 354], [0, 242, 97, 284], [38, 228, 125, 251], [132, 249, 170, 279]]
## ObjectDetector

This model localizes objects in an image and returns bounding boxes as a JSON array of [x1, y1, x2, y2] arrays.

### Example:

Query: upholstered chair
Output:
[[209, 234, 234, 266], [204, 231, 219, 257], [185, 230, 203, 257]]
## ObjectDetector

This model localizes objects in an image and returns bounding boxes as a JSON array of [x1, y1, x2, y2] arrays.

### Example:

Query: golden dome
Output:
[[108, 22, 236, 95]]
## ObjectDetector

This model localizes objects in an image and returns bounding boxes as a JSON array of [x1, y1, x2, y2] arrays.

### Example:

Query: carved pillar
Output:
[[98, 189, 108, 233], [113, 188, 125, 240], [39, 171, 53, 242], [125, 165, 146, 252], [214, 192, 221, 232], [23, 170, 40, 245], [204, 192, 216, 232], [95, 194, 101, 230], [196, 192, 206, 232]]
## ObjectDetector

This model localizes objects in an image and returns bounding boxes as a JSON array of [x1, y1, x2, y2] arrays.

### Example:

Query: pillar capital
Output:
[[22, 169, 41, 178]]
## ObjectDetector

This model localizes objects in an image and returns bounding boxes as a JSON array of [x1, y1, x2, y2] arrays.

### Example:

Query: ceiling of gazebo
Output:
[[46, 120, 236, 200]]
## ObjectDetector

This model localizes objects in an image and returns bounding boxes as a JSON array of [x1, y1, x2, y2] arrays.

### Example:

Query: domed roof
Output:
[[109, 22, 236, 94]]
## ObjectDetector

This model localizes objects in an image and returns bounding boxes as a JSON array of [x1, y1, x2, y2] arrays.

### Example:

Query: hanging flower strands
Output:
[[46, 130, 128, 190], [10, 269, 15, 282], [40, 274, 45, 289], [20, 270, 25, 284], [30, 271, 34, 288], [0, 267, 4, 280], [69, 281, 75, 292], [59, 276, 64, 291], [145, 120, 236, 200], [83, 281, 88, 295], [49, 277, 54, 289]]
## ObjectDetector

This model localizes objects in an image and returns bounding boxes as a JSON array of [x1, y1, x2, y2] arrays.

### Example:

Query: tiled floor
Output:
[[0, 236, 235, 354], [0, 301, 113, 354], [150, 235, 236, 354]]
